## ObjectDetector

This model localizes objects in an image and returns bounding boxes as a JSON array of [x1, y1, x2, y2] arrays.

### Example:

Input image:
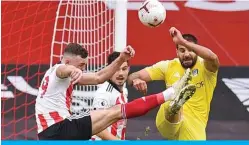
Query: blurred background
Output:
[[1, 0, 249, 140]]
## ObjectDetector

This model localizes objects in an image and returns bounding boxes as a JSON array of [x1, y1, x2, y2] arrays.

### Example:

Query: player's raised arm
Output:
[[128, 60, 168, 94], [128, 69, 152, 84], [169, 27, 219, 73], [77, 46, 135, 85], [127, 69, 151, 94]]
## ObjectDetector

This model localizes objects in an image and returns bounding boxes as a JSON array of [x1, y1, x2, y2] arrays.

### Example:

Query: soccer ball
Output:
[[138, 0, 166, 28]]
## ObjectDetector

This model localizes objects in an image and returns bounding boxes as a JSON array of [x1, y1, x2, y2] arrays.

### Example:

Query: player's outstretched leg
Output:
[[89, 89, 174, 135], [90, 81, 196, 136]]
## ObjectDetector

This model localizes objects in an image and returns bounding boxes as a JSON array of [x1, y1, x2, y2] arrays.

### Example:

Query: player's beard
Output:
[[180, 55, 198, 69]]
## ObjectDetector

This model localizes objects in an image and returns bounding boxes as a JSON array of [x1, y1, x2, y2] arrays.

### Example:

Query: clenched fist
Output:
[[70, 68, 83, 85], [132, 78, 148, 95], [119, 45, 135, 61], [169, 27, 186, 45]]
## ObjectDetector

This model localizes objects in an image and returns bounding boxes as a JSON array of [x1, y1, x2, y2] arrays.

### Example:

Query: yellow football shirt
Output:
[[146, 57, 218, 140]]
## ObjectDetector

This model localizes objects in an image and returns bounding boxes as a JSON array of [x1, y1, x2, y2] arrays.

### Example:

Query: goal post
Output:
[[114, 0, 128, 52]]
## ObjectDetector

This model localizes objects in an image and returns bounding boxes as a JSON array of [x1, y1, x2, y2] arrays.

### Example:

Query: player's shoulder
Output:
[[153, 59, 171, 67], [163, 58, 181, 67], [95, 81, 115, 94], [53, 63, 66, 69], [169, 58, 181, 64], [45, 63, 72, 82], [47, 63, 65, 72], [196, 57, 207, 69], [93, 82, 116, 106], [95, 81, 124, 99], [197, 57, 204, 63], [197, 57, 218, 75], [158, 58, 179, 64]]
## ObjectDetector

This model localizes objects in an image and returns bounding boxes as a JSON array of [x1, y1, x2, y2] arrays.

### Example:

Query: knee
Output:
[[156, 120, 180, 140], [156, 111, 182, 140]]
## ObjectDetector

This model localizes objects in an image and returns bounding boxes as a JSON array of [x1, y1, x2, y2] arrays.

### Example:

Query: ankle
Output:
[[162, 87, 175, 101]]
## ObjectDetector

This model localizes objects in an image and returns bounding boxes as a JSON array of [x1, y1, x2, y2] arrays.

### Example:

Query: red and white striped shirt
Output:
[[35, 64, 73, 133], [91, 81, 128, 140]]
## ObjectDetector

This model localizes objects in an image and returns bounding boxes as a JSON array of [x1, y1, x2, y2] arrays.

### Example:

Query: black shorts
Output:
[[38, 115, 92, 140]]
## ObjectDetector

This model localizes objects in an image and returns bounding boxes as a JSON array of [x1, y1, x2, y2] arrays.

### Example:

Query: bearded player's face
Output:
[[177, 44, 197, 68]]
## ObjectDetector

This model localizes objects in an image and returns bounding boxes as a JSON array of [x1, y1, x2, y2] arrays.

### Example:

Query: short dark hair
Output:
[[108, 51, 129, 65], [182, 34, 198, 44], [176, 34, 198, 49], [64, 43, 88, 58]]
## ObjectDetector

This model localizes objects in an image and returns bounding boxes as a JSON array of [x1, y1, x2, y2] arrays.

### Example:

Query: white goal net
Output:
[[50, 0, 127, 114]]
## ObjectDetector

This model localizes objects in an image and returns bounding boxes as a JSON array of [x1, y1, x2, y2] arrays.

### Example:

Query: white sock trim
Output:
[[162, 87, 175, 101]]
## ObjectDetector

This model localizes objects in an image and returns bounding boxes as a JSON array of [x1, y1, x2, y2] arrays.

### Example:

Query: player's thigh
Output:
[[156, 102, 183, 140], [90, 105, 121, 135], [61, 115, 93, 140], [90, 110, 107, 125]]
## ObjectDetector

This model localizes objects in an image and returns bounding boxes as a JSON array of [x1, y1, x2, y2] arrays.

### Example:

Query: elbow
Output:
[[97, 79, 105, 84], [208, 50, 218, 62], [210, 54, 218, 61], [208, 54, 220, 71], [211, 54, 220, 66], [208, 53, 219, 65]]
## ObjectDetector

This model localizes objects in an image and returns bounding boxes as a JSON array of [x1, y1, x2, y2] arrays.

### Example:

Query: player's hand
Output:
[[120, 45, 135, 61], [132, 78, 147, 95], [70, 68, 83, 85], [169, 27, 185, 45]]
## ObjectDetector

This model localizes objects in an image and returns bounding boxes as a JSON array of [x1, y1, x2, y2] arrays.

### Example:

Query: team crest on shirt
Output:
[[92, 98, 109, 109], [192, 69, 198, 76]]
